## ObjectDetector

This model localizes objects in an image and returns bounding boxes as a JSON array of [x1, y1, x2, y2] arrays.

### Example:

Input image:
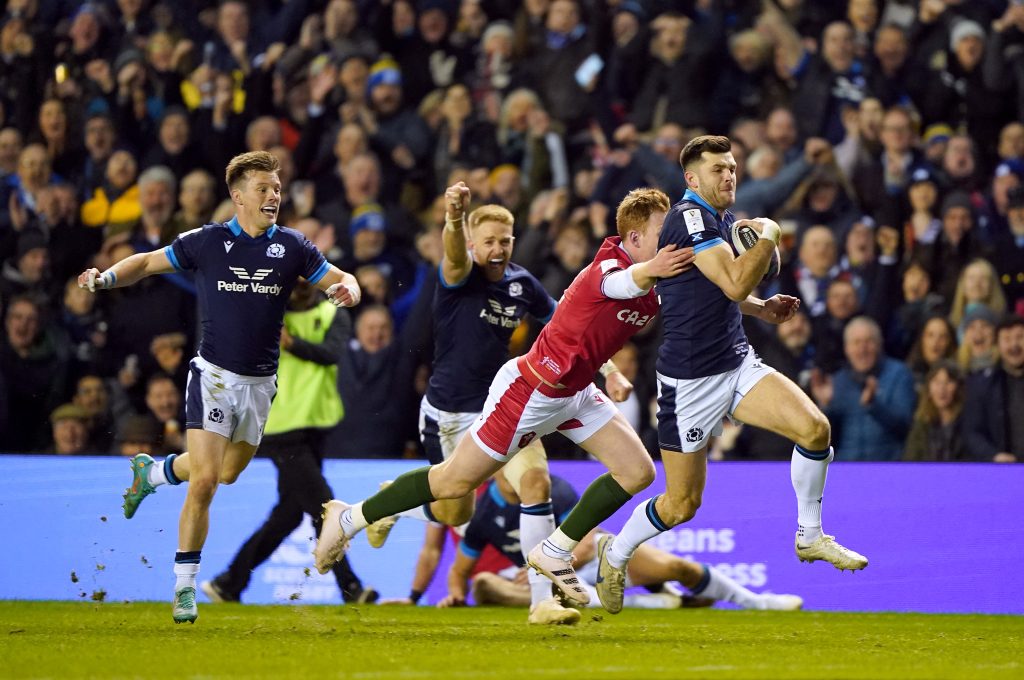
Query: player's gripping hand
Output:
[[605, 371, 634, 402], [645, 244, 695, 279], [759, 294, 800, 324], [78, 267, 114, 292], [734, 217, 782, 245], [326, 282, 360, 307]]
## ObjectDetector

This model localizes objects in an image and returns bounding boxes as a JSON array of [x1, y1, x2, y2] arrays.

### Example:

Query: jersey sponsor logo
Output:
[[683, 209, 704, 236], [217, 267, 283, 295], [224, 241, 235, 253], [480, 299, 520, 327], [508, 281, 523, 297], [599, 258, 619, 273], [266, 243, 285, 258], [685, 426, 704, 443], [616, 309, 652, 326], [539, 356, 561, 374]]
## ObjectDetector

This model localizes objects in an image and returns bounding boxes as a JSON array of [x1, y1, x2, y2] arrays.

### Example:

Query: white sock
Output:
[[147, 457, 171, 487], [608, 497, 668, 568], [397, 505, 429, 521], [691, 564, 758, 608], [340, 502, 367, 537], [624, 593, 679, 609], [540, 528, 576, 561], [791, 446, 833, 545], [520, 502, 555, 606], [173, 560, 199, 591]]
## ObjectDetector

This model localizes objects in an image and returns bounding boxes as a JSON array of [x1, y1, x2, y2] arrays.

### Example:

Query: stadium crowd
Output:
[[0, 0, 1022, 463]]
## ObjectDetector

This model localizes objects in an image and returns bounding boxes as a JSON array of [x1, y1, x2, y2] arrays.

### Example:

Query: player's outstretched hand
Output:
[[646, 244, 694, 279], [436, 594, 466, 608], [445, 181, 471, 222], [759, 294, 800, 324], [605, 371, 634, 402], [78, 267, 112, 292], [326, 282, 360, 307]]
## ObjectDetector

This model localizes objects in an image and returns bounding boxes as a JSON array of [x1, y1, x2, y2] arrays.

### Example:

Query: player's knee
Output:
[[435, 503, 474, 526], [619, 458, 656, 494], [187, 474, 219, 503], [662, 493, 702, 526], [218, 468, 242, 485], [517, 468, 551, 504], [798, 412, 831, 451]]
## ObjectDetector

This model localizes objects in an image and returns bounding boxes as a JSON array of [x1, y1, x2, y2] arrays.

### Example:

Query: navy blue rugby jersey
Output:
[[426, 262, 556, 413], [459, 476, 578, 565], [165, 217, 329, 376], [656, 189, 749, 380]]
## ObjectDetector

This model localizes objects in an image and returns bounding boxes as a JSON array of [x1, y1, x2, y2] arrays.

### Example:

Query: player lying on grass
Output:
[[314, 188, 693, 609]]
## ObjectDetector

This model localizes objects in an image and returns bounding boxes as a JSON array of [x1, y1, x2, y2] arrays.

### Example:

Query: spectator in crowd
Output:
[[902, 167, 942, 260], [780, 225, 841, 318], [125, 165, 178, 251], [113, 413, 164, 457], [711, 30, 789, 128], [962, 314, 1024, 463], [327, 304, 416, 458], [138, 372, 184, 454], [432, 83, 499, 194], [850, 105, 925, 219], [71, 373, 115, 453], [956, 305, 1000, 374], [905, 315, 957, 388], [890, 259, 944, 358], [903, 360, 968, 461], [0, 295, 69, 451], [948, 258, 1007, 330], [0, 228, 50, 306], [142, 107, 201, 181], [47, 403, 92, 455], [991, 186, 1024, 315], [80, 148, 141, 235], [810, 316, 916, 460], [2, 143, 57, 239], [79, 113, 116, 198], [60, 275, 106, 376], [171, 169, 217, 235], [916, 190, 989, 303], [812, 278, 862, 374]]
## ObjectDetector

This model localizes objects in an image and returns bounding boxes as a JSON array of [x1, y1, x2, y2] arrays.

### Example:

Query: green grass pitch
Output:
[[2, 602, 1021, 679]]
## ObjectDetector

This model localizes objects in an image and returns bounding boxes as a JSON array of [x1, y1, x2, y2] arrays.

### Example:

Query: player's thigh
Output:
[[221, 440, 259, 484], [503, 438, 549, 502], [732, 370, 827, 444], [430, 431, 505, 498], [576, 410, 655, 493], [626, 544, 702, 588], [185, 428, 230, 481]]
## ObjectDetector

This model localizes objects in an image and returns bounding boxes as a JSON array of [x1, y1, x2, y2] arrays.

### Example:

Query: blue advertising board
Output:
[[0, 456, 1021, 613]]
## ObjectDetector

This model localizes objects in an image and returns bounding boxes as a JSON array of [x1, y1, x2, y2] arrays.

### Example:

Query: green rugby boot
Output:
[[122, 453, 157, 519], [173, 586, 198, 624]]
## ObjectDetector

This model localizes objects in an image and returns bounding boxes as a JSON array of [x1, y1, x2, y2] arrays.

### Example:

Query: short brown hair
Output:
[[467, 204, 514, 230], [615, 188, 670, 240], [225, 150, 281, 191], [679, 135, 732, 170]]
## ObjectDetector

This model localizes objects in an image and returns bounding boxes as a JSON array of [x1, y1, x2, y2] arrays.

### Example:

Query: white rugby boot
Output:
[[795, 534, 868, 571]]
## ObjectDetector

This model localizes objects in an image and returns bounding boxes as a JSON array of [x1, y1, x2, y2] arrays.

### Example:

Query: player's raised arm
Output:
[[316, 264, 362, 308], [440, 181, 473, 285], [694, 217, 781, 302], [77, 249, 176, 292]]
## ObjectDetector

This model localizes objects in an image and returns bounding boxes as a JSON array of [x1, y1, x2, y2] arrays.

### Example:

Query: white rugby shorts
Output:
[[418, 395, 479, 464], [469, 357, 618, 463], [185, 355, 277, 446], [657, 349, 775, 453]]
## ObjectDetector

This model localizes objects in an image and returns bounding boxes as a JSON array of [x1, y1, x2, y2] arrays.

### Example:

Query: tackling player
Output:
[[595, 135, 867, 614], [314, 188, 693, 609], [77, 151, 360, 624]]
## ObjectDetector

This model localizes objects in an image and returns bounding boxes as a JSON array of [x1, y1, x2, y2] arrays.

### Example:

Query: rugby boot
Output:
[[526, 545, 590, 607], [314, 500, 351, 574], [795, 534, 868, 571], [122, 453, 157, 519]]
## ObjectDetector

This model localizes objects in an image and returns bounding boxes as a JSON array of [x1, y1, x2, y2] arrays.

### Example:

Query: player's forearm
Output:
[[739, 296, 765, 317], [104, 252, 163, 288], [724, 241, 773, 301], [442, 217, 471, 269], [602, 265, 652, 299], [445, 566, 471, 601]]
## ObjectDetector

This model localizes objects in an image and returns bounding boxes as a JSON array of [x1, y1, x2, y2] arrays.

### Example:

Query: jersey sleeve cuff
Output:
[[459, 542, 481, 559], [693, 237, 724, 254], [438, 263, 469, 289], [306, 259, 329, 285], [538, 299, 557, 324], [164, 245, 183, 271]]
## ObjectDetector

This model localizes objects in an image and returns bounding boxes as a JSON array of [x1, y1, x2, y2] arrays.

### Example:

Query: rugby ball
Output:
[[730, 221, 781, 281]]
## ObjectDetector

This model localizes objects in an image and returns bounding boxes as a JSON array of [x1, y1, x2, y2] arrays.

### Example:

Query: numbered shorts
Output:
[[419, 396, 479, 465], [657, 350, 775, 453], [185, 355, 277, 446], [469, 357, 619, 463]]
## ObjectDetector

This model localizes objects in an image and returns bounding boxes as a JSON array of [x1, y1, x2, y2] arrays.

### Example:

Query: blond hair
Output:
[[948, 259, 1006, 328], [225, 150, 280, 191], [615, 188, 670, 240], [467, 204, 514, 231]]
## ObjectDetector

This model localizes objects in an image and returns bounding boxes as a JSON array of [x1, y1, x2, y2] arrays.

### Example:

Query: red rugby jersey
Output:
[[524, 237, 659, 393]]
